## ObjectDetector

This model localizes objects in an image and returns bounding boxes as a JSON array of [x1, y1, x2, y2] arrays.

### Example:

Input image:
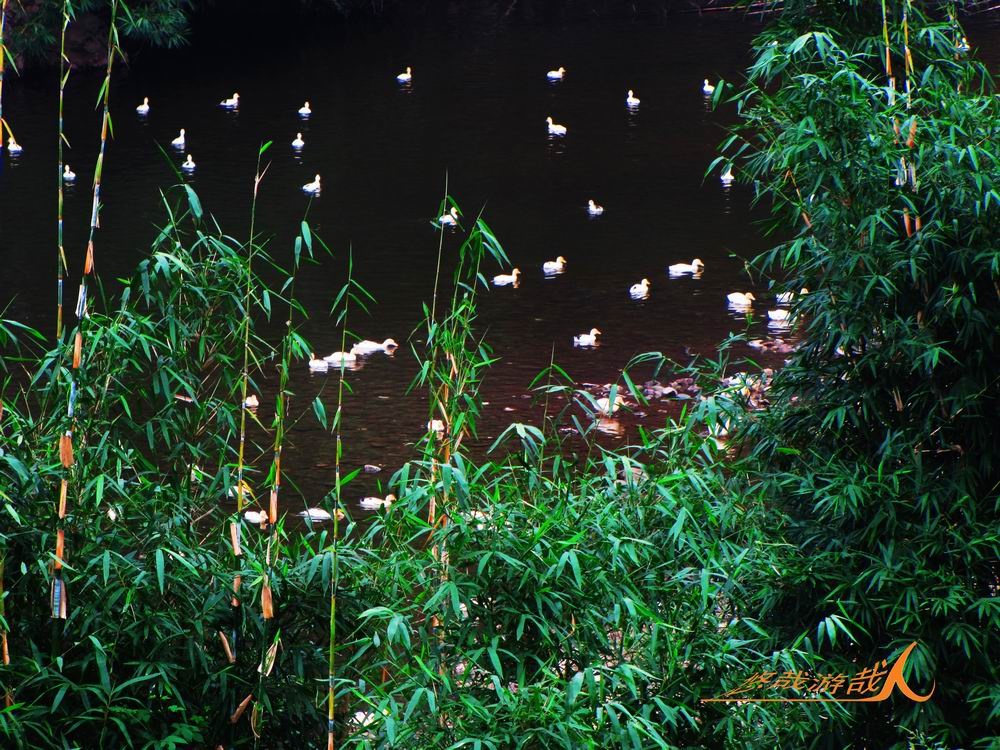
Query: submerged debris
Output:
[[748, 338, 797, 354]]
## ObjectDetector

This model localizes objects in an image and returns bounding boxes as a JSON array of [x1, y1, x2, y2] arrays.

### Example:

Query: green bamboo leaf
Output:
[[155, 548, 165, 594], [184, 185, 202, 220]]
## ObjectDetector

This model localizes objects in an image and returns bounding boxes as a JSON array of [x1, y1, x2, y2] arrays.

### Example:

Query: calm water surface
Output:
[[2, 11, 998, 510]]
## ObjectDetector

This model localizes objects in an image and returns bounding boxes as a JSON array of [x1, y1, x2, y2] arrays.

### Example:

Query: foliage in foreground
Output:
[[715, 1, 1000, 747], [0, 184, 808, 748]]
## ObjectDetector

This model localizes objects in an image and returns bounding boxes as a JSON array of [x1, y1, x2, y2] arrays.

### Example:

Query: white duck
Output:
[[7, 137, 22, 154], [776, 287, 808, 304], [298, 507, 344, 522], [182, 154, 196, 171], [768, 309, 790, 322], [298, 101, 311, 117], [668, 258, 705, 276], [292, 132, 305, 149], [244, 509, 268, 526], [396, 67, 412, 83], [353, 338, 398, 355], [542, 256, 567, 274], [324, 348, 359, 365], [720, 166, 735, 184], [63, 165, 76, 182], [171, 129, 186, 149], [546, 117, 567, 136], [219, 92, 240, 109], [546, 66, 566, 80], [136, 97, 150, 115], [626, 89, 640, 107], [727, 292, 755, 307], [439, 207, 460, 226], [493, 269, 521, 287], [308, 353, 330, 372], [587, 200, 604, 216], [702, 79, 716, 95], [574, 328, 601, 347], [596, 395, 626, 416], [302, 175, 322, 194], [629, 278, 651, 299], [360, 494, 396, 510]]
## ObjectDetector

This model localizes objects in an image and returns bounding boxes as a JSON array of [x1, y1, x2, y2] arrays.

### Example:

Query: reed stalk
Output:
[[56, 1, 71, 339]]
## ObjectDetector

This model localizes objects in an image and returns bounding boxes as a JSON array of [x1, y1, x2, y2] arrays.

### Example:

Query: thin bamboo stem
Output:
[[225, 149, 266, 745], [56, 2, 71, 338], [51, 0, 119, 625], [252, 222, 303, 741], [328, 253, 356, 750], [881, 0, 892, 79], [0, 0, 7, 143], [0, 554, 10, 707]]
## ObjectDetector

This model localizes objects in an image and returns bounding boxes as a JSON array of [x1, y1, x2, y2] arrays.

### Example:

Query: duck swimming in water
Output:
[[302, 175, 321, 194], [546, 117, 567, 136], [574, 328, 601, 347], [629, 279, 650, 299], [668, 258, 704, 276]]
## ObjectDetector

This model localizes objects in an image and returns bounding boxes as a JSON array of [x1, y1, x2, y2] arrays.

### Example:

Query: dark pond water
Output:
[[2, 10, 998, 512]]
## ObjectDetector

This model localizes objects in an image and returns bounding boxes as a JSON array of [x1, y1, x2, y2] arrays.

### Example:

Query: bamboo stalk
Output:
[[249, 219, 308, 741], [0, 0, 8, 145], [223, 146, 267, 747], [51, 0, 119, 627], [327, 252, 360, 750], [56, 1, 71, 338], [1, 555, 10, 709], [902, 1, 913, 108], [881, 0, 892, 79]]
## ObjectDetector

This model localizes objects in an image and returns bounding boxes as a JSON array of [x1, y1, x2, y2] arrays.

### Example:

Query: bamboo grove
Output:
[[0, 1, 998, 748]]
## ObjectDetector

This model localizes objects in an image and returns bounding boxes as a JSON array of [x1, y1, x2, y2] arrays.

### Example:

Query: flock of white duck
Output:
[[124, 67, 799, 397], [3, 64, 814, 524], [415, 70, 796, 345], [307, 338, 399, 373]]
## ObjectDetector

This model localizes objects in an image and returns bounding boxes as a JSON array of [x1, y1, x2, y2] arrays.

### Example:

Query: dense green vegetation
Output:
[[1, 0, 998, 748], [715, 0, 999, 746], [0, 181, 807, 747]]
